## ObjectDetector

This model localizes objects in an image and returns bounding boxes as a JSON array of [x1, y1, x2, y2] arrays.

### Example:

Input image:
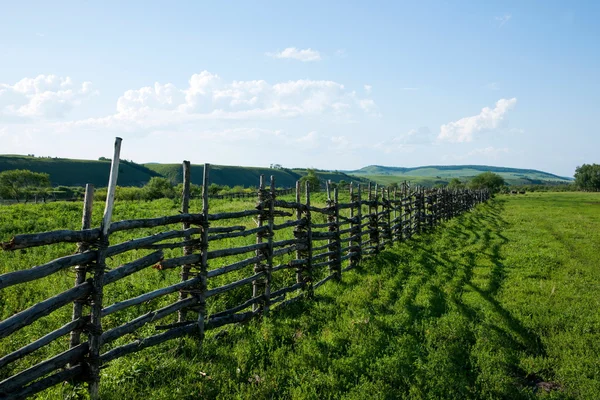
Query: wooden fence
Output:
[[0, 138, 489, 399]]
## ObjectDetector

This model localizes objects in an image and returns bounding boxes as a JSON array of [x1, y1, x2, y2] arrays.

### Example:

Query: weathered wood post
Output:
[[326, 181, 338, 280], [373, 184, 380, 253], [253, 176, 265, 312], [384, 187, 392, 248], [356, 184, 363, 265], [263, 176, 275, 314], [294, 181, 303, 285], [333, 188, 341, 280], [89, 137, 121, 399], [69, 184, 94, 351], [305, 182, 313, 297], [198, 163, 210, 341], [178, 161, 191, 322]]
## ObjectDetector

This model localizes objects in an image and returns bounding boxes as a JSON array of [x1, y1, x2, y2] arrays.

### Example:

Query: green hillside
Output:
[[144, 163, 367, 188], [0, 155, 572, 189], [0, 155, 161, 187], [348, 164, 573, 186]]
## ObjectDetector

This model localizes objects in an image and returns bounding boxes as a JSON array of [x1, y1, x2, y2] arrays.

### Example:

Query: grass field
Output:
[[1, 192, 599, 399]]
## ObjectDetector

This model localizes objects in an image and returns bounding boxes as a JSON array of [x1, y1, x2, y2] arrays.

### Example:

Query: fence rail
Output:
[[0, 138, 489, 399]]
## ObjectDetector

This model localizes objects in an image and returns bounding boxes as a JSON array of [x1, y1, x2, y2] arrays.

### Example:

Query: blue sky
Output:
[[1, 1, 598, 177]]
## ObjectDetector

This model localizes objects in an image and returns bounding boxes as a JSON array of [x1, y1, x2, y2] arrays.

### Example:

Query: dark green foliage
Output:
[[143, 177, 177, 200], [299, 169, 321, 192], [574, 163, 600, 191], [447, 177, 465, 189], [0, 169, 51, 202], [469, 172, 505, 193]]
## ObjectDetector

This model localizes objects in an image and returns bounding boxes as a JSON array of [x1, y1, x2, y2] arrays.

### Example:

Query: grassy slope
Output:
[[144, 163, 367, 188], [350, 165, 573, 187], [0, 155, 160, 187], [87, 193, 597, 399]]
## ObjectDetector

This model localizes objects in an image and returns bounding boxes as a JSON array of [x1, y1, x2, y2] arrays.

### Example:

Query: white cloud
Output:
[[438, 98, 517, 143], [68, 71, 377, 130], [267, 47, 321, 62], [0, 74, 96, 120], [495, 14, 511, 27], [364, 84, 372, 94]]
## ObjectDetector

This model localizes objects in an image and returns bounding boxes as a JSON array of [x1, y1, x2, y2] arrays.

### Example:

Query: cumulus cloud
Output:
[[438, 98, 517, 143], [0, 74, 95, 120], [69, 71, 377, 130], [267, 47, 321, 62]]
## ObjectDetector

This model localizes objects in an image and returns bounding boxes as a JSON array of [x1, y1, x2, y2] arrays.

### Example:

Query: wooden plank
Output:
[[0, 343, 88, 396], [206, 255, 263, 279], [205, 272, 265, 299], [103, 251, 164, 285], [1, 228, 101, 251], [100, 324, 197, 365], [102, 298, 196, 344], [0, 251, 96, 291], [0, 318, 86, 369], [0, 282, 92, 340], [8, 364, 84, 400], [101, 277, 200, 317]]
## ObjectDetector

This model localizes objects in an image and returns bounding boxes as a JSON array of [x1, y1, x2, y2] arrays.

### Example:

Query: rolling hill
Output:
[[0, 155, 573, 188], [0, 155, 365, 188], [0, 155, 161, 187], [346, 165, 573, 186], [144, 163, 366, 188]]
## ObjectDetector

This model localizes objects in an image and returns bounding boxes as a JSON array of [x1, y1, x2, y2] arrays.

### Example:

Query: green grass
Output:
[[1, 192, 599, 399]]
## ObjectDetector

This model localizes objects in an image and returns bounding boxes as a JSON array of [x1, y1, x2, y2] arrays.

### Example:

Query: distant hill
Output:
[[0, 155, 366, 188], [347, 165, 573, 186], [0, 155, 161, 187], [144, 163, 366, 188]]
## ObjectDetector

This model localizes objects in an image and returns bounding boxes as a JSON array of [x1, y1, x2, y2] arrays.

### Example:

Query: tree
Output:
[[447, 178, 465, 189], [574, 164, 600, 191], [0, 169, 51, 202], [469, 172, 505, 193], [143, 177, 176, 200], [299, 169, 321, 192]]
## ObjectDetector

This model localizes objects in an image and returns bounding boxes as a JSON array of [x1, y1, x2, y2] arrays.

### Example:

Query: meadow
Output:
[[1, 192, 599, 399]]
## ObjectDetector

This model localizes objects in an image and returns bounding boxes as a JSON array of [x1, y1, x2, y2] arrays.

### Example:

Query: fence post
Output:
[[264, 176, 275, 314], [384, 187, 392, 248], [356, 184, 363, 265], [198, 163, 210, 342], [179, 161, 191, 322], [253, 176, 265, 312], [326, 182, 338, 280], [305, 182, 313, 298], [89, 137, 121, 399], [69, 184, 93, 352], [333, 188, 341, 280], [294, 181, 303, 286]]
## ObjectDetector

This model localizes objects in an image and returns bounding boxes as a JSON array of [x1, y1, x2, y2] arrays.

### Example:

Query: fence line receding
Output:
[[0, 138, 489, 400]]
